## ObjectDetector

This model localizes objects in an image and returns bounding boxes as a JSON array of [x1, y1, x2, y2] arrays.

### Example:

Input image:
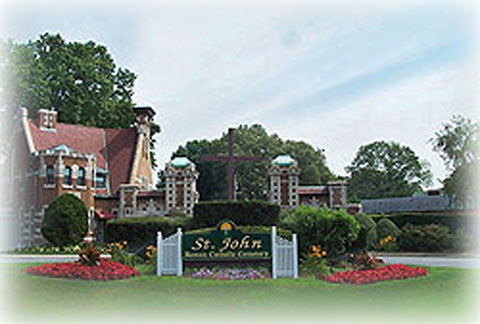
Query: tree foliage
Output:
[[41, 194, 88, 247], [346, 141, 432, 201], [431, 115, 478, 171], [1, 33, 160, 166], [165, 124, 335, 201], [430, 115, 479, 208]]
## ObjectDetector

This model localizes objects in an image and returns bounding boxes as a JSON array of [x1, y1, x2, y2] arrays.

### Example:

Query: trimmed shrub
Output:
[[366, 227, 378, 250], [41, 194, 88, 247], [371, 213, 471, 233], [282, 206, 360, 257], [193, 200, 280, 228], [187, 226, 292, 239], [105, 216, 191, 249], [376, 218, 401, 240], [398, 223, 451, 252], [351, 213, 377, 250]]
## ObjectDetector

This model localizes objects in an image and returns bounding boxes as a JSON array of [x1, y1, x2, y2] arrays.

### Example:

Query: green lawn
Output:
[[3, 263, 479, 324]]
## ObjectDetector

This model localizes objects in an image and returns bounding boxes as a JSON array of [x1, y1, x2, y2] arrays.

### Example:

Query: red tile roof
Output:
[[105, 128, 138, 194], [29, 119, 106, 168], [28, 119, 138, 194]]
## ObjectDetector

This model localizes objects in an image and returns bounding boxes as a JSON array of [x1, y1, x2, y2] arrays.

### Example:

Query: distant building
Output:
[[361, 195, 451, 214], [269, 155, 347, 210]]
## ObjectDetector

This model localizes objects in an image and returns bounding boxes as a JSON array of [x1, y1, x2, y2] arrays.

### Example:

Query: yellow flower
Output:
[[123, 241, 128, 245], [322, 250, 327, 256], [311, 245, 319, 252]]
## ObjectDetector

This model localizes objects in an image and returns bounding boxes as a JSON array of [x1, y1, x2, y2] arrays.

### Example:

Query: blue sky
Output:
[[2, 0, 479, 187]]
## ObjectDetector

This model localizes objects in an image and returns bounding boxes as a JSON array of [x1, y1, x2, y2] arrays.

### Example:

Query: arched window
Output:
[[95, 174, 106, 188], [64, 166, 72, 186], [46, 166, 54, 184], [78, 168, 85, 186]]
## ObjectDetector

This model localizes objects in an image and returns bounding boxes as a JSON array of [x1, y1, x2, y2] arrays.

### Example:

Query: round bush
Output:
[[366, 227, 378, 250], [376, 218, 401, 240], [351, 213, 377, 250], [41, 194, 88, 247], [282, 206, 360, 257]]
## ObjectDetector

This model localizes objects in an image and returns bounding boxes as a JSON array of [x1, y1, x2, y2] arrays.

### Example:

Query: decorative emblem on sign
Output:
[[217, 220, 235, 232]]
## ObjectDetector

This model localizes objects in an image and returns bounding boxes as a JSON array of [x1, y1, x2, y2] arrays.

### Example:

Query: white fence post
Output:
[[271, 226, 277, 279], [176, 227, 183, 277], [157, 231, 163, 276], [292, 233, 298, 279]]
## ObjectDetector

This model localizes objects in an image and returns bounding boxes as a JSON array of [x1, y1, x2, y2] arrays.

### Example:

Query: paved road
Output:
[[0, 254, 109, 264], [1, 254, 479, 268], [381, 256, 480, 268]]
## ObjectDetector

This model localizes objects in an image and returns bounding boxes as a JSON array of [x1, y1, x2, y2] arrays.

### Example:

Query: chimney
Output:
[[133, 106, 156, 138], [38, 108, 58, 131]]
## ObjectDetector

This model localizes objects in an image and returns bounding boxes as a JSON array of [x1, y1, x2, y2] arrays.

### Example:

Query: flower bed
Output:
[[26, 259, 139, 280], [324, 264, 427, 285], [190, 267, 267, 280]]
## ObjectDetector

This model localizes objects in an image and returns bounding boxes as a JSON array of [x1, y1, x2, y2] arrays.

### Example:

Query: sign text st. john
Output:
[[182, 222, 271, 261]]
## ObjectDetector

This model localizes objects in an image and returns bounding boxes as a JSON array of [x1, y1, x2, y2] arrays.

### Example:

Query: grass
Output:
[[3, 263, 479, 324]]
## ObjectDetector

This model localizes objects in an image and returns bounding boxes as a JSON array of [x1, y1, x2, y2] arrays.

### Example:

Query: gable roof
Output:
[[105, 128, 138, 194], [27, 119, 138, 194]]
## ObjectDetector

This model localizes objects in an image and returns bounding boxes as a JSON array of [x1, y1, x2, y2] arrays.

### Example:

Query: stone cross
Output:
[[200, 128, 262, 200]]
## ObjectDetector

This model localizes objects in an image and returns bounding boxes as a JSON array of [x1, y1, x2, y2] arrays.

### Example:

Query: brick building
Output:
[[12, 110, 353, 247], [12, 106, 198, 247]]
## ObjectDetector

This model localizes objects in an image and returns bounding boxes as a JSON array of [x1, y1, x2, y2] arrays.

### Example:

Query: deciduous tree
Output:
[[1, 33, 160, 166], [430, 115, 479, 208], [166, 124, 335, 201], [346, 141, 432, 201]]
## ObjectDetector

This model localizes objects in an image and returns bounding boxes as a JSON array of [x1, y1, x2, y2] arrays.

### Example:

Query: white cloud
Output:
[[271, 59, 478, 187]]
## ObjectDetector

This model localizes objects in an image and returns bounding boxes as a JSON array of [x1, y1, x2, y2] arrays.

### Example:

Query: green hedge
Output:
[[105, 216, 191, 249], [187, 226, 292, 239], [371, 213, 472, 233], [192, 200, 280, 228], [398, 223, 451, 252]]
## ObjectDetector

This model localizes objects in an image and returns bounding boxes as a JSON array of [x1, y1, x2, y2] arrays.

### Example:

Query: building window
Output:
[[46, 166, 54, 184], [64, 167, 72, 185], [77, 168, 86, 186], [95, 174, 106, 188]]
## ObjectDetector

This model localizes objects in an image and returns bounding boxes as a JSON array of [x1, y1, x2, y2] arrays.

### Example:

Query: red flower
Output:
[[324, 264, 427, 285], [26, 259, 139, 281]]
